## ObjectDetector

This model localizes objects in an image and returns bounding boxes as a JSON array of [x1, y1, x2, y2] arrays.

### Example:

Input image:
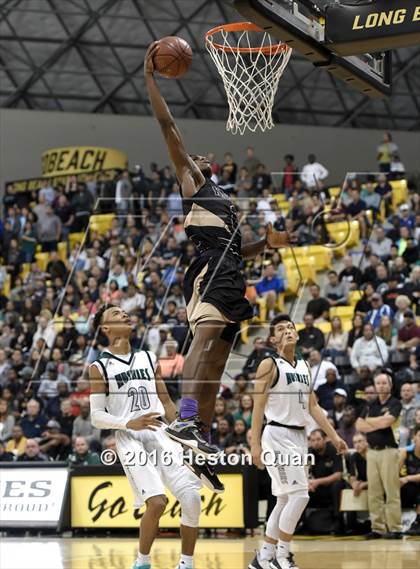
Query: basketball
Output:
[[153, 36, 192, 79]]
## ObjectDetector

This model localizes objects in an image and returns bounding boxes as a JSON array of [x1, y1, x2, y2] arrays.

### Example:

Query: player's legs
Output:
[[154, 430, 202, 569], [249, 495, 288, 569], [115, 431, 167, 569], [136, 494, 168, 568], [166, 319, 237, 456], [260, 427, 309, 569], [197, 330, 232, 430]]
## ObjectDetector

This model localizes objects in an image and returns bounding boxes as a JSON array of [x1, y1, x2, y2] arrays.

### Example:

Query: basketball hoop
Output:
[[205, 22, 292, 135]]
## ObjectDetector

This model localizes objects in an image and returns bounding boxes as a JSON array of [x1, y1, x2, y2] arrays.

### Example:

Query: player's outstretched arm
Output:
[[144, 43, 204, 198], [155, 364, 178, 423], [251, 357, 277, 469], [309, 391, 348, 454]]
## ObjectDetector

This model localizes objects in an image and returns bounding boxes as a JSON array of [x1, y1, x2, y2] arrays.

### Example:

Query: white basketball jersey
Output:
[[92, 349, 165, 421], [264, 355, 312, 427]]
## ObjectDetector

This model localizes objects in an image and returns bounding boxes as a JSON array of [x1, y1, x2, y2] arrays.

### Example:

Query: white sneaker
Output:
[[248, 551, 272, 569], [269, 553, 299, 569]]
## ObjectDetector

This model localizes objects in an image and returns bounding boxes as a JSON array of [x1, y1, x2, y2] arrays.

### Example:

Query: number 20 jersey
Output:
[[264, 355, 313, 427], [91, 349, 165, 422]]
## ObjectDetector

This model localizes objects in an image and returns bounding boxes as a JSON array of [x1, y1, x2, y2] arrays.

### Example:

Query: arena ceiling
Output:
[[0, 0, 419, 130]]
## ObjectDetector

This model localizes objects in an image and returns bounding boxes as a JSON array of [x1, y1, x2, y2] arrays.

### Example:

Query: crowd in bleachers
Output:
[[0, 135, 419, 534]]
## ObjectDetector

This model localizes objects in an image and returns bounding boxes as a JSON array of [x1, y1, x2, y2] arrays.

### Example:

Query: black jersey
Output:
[[406, 449, 420, 476], [182, 179, 242, 262]]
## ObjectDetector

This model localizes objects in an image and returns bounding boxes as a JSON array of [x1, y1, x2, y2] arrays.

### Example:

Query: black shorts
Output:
[[184, 251, 253, 334]]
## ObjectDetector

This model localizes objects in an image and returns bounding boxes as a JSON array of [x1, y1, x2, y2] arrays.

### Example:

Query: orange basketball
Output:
[[153, 36, 192, 79]]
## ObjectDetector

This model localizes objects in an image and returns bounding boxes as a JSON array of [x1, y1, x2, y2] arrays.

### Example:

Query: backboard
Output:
[[234, 0, 393, 97]]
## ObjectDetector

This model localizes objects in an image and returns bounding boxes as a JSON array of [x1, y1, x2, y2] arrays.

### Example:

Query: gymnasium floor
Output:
[[1, 536, 418, 569]]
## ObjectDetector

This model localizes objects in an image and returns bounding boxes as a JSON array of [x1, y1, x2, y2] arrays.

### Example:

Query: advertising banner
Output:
[[0, 466, 69, 527], [71, 473, 244, 528]]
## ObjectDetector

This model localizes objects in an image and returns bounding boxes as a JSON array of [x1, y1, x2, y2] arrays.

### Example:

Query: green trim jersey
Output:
[[91, 349, 165, 422], [265, 355, 313, 427]]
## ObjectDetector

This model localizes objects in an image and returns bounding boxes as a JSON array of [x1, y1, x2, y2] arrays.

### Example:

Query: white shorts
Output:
[[262, 425, 309, 497], [115, 427, 201, 507]]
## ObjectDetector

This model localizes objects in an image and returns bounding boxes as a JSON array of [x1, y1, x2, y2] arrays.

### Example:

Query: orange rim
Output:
[[205, 22, 289, 55]]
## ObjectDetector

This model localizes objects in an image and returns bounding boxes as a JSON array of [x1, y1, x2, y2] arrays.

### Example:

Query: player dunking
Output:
[[249, 315, 347, 569], [144, 43, 288, 489], [89, 305, 202, 569]]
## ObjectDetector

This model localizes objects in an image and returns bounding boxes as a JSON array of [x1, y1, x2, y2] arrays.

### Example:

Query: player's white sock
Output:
[[276, 540, 290, 559], [179, 553, 194, 568], [136, 552, 151, 566], [259, 541, 276, 561]]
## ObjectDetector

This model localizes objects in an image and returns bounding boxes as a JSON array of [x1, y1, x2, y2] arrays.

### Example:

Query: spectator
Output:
[[394, 295, 413, 330], [70, 377, 90, 416], [324, 271, 348, 307], [347, 313, 365, 349], [309, 349, 339, 391], [45, 381, 71, 419], [213, 418, 231, 450], [255, 264, 285, 319], [68, 436, 101, 465], [306, 284, 330, 321], [252, 163, 272, 194], [38, 361, 69, 400], [39, 419, 71, 460], [5, 424, 27, 457], [158, 340, 184, 400], [399, 383, 418, 446], [339, 256, 362, 291], [282, 154, 298, 195], [243, 146, 260, 177], [307, 429, 344, 531], [0, 397, 15, 442], [233, 394, 253, 428], [370, 226, 393, 261], [377, 315, 398, 352], [220, 152, 237, 184], [324, 317, 348, 357], [382, 275, 404, 312], [350, 323, 389, 372], [336, 405, 357, 448], [345, 188, 368, 239], [356, 372, 402, 538], [17, 438, 49, 462], [36, 204, 61, 252], [31, 310, 56, 350], [348, 432, 368, 495], [20, 399, 48, 439], [361, 181, 381, 217], [301, 154, 329, 190], [397, 310, 420, 353], [242, 337, 275, 380], [398, 203, 416, 231], [399, 425, 420, 535], [211, 397, 234, 433], [316, 369, 346, 411], [72, 400, 100, 444], [298, 313, 325, 356], [58, 399, 75, 438], [224, 419, 248, 455], [0, 440, 14, 462], [377, 132, 398, 173], [70, 182, 94, 231]]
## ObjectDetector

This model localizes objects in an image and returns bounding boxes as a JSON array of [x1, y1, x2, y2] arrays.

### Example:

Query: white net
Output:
[[206, 24, 292, 135]]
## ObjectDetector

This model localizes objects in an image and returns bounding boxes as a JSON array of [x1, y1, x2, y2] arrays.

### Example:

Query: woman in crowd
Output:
[[377, 314, 398, 351], [233, 393, 253, 429], [0, 398, 15, 442], [347, 313, 364, 350], [224, 419, 248, 455], [325, 316, 348, 357]]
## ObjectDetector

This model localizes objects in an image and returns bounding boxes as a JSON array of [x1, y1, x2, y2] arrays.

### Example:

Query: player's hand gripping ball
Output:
[[145, 37, 192, 79]]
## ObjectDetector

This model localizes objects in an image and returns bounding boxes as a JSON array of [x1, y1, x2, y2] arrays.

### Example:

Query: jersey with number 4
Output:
[[92, 349, 165, 421], [264, 355, 312, 427]]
